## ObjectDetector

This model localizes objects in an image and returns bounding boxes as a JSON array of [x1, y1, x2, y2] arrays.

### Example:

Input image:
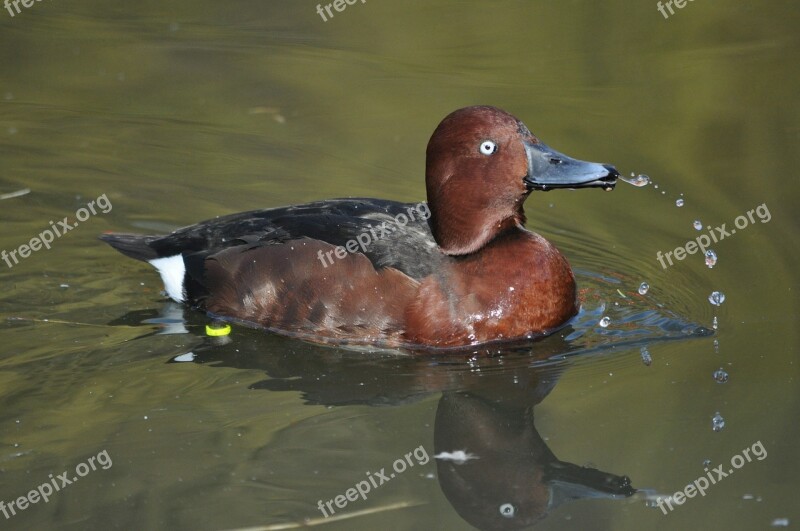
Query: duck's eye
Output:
[[479, 140, 497, 155], [499, 503, 516, 518]]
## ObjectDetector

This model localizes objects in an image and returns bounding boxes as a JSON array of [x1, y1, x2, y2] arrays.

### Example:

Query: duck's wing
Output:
[[100, 198, 443, 281]]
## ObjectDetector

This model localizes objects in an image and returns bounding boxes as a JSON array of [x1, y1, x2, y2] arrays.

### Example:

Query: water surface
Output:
[[0, 1, 798, 530]]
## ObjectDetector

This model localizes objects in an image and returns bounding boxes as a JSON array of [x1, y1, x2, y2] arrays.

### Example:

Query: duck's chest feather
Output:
[[197, 229, 574, 349], [403, 229, 577, 348]]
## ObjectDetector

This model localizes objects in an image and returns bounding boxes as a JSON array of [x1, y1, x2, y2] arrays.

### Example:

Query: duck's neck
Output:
[[430, 196, 528, 256]]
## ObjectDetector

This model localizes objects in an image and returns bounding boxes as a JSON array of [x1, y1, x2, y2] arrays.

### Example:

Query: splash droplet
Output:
[[702, 458, 712, 468], [638, 282, 650, 295], [708, 291, 726, 306], [599, 316, 611, 328], [621, 174, 650, 187], [640, 346, 652, 366], [676, 198, 685, 207], [693, 220, 703, 230], [712, 316, 718, 330], [711, 412, 725, 432], [705, 250, 718, 268], [713, 368, 729, 383]]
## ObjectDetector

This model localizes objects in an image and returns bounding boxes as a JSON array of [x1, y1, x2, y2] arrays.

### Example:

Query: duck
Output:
[[101, 106, 618, 350]]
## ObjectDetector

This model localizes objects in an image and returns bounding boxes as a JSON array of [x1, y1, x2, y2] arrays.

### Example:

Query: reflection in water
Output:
[[106, 298, 709, 528], [434, 390, 634, 530]]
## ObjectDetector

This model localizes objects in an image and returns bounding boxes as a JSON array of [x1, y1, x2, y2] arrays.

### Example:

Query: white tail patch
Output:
[[148, 255, 186, 303]]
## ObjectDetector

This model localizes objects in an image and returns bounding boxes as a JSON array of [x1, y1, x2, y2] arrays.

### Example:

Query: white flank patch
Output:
[[434, 450, 479, 465], [148, 254, 186, 303]]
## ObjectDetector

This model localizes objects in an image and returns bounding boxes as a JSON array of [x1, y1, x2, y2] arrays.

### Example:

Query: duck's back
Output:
[[101, 198, 447, 344]]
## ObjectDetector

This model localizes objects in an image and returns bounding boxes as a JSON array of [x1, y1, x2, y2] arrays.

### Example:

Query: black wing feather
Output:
[[100, 198, 443, 280]]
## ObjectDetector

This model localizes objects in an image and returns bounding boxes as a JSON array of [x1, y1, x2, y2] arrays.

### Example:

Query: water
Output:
[[711, 412, 726, 432], [705, 249, 718, 268], [638, 282, 650, 295], [708, 291, 727, 306], [1, 1, 798, 530], [713, 368, 729, 384], [640, 346, 652, 366], [620, 174, 651, 187]]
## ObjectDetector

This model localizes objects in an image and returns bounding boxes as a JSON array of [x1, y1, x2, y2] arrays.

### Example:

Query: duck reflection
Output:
[[434, 391, 633, 529], [113, 304, 637, 529]]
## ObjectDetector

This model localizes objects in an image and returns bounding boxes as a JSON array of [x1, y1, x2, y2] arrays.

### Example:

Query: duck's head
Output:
[[425, 105, 618, 255]]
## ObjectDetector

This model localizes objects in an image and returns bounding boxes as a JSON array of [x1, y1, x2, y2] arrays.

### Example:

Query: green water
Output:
[[1, 1, 798, 530]]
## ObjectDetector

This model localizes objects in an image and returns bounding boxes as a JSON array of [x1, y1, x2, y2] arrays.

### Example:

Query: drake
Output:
[[101, 106, 618, 350]]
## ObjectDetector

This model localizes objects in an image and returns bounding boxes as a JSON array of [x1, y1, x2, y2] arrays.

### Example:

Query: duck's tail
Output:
[[99, 233, 161, 262]]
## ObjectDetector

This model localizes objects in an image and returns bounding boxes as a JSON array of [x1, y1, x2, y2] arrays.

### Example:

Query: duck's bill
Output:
[[546, 460, 636, 508], [523, 141, 619, 191]]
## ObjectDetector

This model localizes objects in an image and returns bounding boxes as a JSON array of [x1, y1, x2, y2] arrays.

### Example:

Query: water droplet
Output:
[[713, 338, 720, 353], [711, 412, 725, 432], [712, 316, 718, 330], [702, 458, 712, 468], [708, 291, 726, 306], [638, 282, 650, 295], [654, 184, 659, 189], [713, 368, 729, 383], [599, 316, 611, 328], [704, 250, 718, 268], [640, 346, 652, 366], [676, 198, 685, 207], [621, 174, 650, 187], [693, 220, 703, 231]]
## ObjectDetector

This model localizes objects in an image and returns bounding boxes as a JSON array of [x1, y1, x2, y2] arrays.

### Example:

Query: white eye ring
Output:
[[499, 503, 515, 518], [479, 140, 497, 155]]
